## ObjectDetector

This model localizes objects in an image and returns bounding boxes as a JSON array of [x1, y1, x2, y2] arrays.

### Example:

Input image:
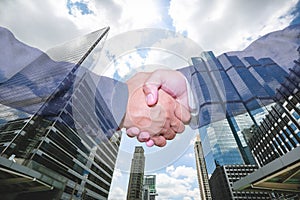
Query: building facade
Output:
[[209, 165, 271, 200], [233, 47, 300, 198], [0, 27, 122, 200], [194, 135, 211, 200], [182, 51, 288, 175], [127, 146, 145, 200], [143, 175, 157, 200], [246, 61, 300, 166]]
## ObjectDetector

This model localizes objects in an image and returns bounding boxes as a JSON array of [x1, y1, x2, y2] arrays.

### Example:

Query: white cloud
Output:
[[108, 186, 126, 200], [108, 168, 128, 200], [156, 165, 200, 200], [169, 0, 298, 55], [0, 0, 166, 51], [0, 0, 87, 50]]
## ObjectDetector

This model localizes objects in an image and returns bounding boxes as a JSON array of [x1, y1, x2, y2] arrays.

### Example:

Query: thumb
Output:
[[143, 70, 190, 110], [143, 81, 160, 106]]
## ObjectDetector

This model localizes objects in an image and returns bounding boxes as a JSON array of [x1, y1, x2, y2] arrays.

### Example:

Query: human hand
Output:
[[122, 72, 190, 147], [143, 69, 190, 110], [134, 69, 191, 147]]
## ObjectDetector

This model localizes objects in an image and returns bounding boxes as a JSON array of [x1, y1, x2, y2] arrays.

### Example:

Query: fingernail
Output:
[[146, 93, 154, 104], [146, 140, 154, 147]]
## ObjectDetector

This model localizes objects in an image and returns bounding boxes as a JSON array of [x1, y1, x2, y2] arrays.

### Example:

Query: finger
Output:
[[146, 139, 154, 147], [137, 131, 150, 142], [151, 135, 167, 147], [174, 101, 191, 124], [143, 71, 165, 106], [161, 129, 176, 140], [170, 119, 185, 133], [143, 83, 159, 106], [126, 127, 140, 138]]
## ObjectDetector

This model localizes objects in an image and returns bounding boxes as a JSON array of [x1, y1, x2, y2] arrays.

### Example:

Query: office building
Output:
[[143, 175, 157, 200], [127, 146, 145, 200], [233, 47, 300, 198], [194, 135, 211, 200], [246, 61, 300, 166], [209, 165, 270, 200], [181, 51, 288, 175], [0, 27, 122, 200]]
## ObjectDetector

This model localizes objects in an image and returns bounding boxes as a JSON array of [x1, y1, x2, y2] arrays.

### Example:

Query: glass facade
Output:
[[247, 56, 300, 166], [0, 27, 121, 200], [190, 51, 288, 174], [233, 50, 300, 197]]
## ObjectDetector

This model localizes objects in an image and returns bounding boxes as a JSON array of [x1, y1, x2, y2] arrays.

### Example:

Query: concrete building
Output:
[[127, 146, 145, 200], [194, 135, 211, 200], [209, 165, 270, 200], [143, 175, 157, 200]]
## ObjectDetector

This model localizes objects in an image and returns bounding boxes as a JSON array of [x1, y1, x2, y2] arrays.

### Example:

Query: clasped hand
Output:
[[121, 70, 191, 147]]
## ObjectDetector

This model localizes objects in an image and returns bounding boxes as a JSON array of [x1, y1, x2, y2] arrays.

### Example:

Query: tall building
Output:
[[127, 146, 145, 200], [194, 135, 211, 200], [180, 51, 288, 175], [246, 60, 300, 166], [143, 175, 158, 200], [0, 27, 122, 200], [233, 47, 300, 198], [185, 50, 289, 199], [209, 165, 270, 200]]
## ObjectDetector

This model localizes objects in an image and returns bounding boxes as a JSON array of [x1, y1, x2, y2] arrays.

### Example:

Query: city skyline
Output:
[[1, 1, 300, 199]]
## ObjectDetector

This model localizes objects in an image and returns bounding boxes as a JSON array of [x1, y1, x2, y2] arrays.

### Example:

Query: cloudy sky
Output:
[[1, 0, 300, 199]]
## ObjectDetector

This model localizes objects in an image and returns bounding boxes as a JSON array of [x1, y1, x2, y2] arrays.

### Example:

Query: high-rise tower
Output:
[[233, 47, 300, 198], [194, 135, 211, 200], [179, 51, 288, 175], [0, 27, 121, 200], [127, 146, 145, 200]]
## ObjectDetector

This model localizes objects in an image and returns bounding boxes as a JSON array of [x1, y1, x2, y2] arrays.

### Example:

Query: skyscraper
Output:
[[194, 135, 211, 200], [246, 59, 300, 166], [181, 51, 288, 175], [233, 47, 300, 198], [127, 146, 145, 200], [0, 27, 122, 200]]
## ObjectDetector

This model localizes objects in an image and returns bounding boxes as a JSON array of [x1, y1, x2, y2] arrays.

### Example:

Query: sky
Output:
[[1, 0, 300, 199]]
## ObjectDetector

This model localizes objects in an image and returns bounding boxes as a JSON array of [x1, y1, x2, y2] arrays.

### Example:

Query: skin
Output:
[[122, 72, 191, 147]]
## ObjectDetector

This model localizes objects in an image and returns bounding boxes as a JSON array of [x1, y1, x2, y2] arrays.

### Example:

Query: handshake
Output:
[[120, 69, 192, 147]]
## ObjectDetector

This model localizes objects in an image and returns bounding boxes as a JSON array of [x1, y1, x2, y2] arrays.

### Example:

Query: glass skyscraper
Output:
[[247, 60, 300, 166], [0, 27, 121, 200], [182, 51, 288, 175], [233, 46, 300, 199]]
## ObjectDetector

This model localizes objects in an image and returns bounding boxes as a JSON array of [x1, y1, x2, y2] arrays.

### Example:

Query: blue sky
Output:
[[1, 0, 300, 199]]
